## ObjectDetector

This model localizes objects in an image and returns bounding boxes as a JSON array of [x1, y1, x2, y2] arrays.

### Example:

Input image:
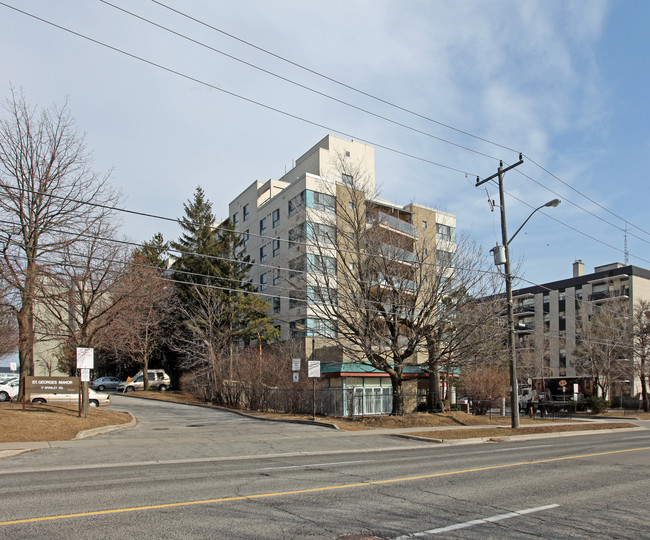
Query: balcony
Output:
[[380, 243, 418, 263], [588, 288, 630, 303], [514, 322, 534, 334], [514, 303, 535, 316], [369, 211, 418, 238]]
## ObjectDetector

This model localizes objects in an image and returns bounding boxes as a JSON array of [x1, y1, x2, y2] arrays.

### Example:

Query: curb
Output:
[[75, 412, 137, 440], [117, 392, 340, 429], [392, 425, 644, 445]]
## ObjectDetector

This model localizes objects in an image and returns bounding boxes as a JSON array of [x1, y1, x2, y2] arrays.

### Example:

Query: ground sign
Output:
[[25, 376, 80, 394]]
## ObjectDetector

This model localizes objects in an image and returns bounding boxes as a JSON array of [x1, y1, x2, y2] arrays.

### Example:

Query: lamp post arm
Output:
[[507, 204, 545, 246]]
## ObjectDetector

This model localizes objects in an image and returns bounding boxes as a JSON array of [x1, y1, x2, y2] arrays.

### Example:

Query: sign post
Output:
[[308, 361, 320, 421], [76, 348, 94, 418]]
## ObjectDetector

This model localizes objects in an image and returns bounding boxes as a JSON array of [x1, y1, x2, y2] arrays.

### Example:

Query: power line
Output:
[[2, 0, 648, 262], [151, 0, 650, 242], [0, 1, 476, 178]]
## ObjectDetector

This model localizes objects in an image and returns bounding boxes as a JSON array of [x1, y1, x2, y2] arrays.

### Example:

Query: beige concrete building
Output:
[[512, 260, 650, 400], [228, 135, 456, 414]]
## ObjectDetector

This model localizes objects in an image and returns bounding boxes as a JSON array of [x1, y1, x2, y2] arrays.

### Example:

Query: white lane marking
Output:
[[393, 504, 560, 538]]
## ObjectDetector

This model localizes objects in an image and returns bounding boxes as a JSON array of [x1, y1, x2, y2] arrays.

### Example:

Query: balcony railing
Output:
[[514, 303, 535, 315], [589, 288, 630, 302], [381, 243, 418, 263], [369, 211, 418, 238]]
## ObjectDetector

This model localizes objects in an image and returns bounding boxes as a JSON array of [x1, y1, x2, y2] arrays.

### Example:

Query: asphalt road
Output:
[[1, 395, 649, 539]]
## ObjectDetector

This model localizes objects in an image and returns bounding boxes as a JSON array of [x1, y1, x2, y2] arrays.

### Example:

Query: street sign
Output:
[[76, 348, 94, 369], [308, 361, 320, 378], [293, 373, 299, 383], [25, 376, 80, 394], [80, 369, 90, 382], [292, 358, 301, 371], [9, 362, 17, 372]]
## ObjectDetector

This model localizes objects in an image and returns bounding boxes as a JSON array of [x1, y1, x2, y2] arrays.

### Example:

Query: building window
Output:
[[308, 254, 337, 275], [289, 192, 305, 216], [241, 230, 250, 248], [272, 238, 280, 257], [307, 285, 337, 306], [290, 290, 306, 309], [308, 190, 336, 213], [260, 272, 267, 291], [348, 201, 354, 210], [290, 319, 307, 339], [272, 297, 281, 313], [422, 220, 427, 229], [260, 217, 267, 236], [289, 256, 306, 279], [233, 212, 239, 226], [342, 173, 353, 184], [308, 318, 337, 338], [289, 223, 306, 248], [243, 204, 249, 221], [272, 208, 280, 228], [436, 249, 455, 268], [308, 222, 336, 244], [273, 269, 281, 285], [436, 223, 455, 242], [260, 245, 267, 263]]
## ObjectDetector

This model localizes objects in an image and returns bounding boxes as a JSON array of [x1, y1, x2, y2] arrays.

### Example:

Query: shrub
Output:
[[578, 396, 610, 414]]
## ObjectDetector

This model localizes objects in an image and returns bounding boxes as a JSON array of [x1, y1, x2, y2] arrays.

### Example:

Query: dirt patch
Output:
[[407, 422, 638, 440], [123, 390, 205, 404], [0, 402, 132, 443]]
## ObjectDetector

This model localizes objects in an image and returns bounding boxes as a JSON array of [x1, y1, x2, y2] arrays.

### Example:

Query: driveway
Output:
[[0, 393, 425, 470]]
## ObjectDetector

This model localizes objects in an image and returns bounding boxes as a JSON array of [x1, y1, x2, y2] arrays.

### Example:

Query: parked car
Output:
[[30, 388, 111, 407], [0, 379, 19, 402], [0, 373, 19, 384], [117, 370, 171, 392], [89, 376, 123, 391]]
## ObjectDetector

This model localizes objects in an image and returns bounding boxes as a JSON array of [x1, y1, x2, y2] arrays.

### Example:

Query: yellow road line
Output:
[[2, 446, 649, 527]]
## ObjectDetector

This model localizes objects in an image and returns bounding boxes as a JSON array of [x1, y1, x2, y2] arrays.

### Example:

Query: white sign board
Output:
[[292, 358, 301, 372], [80, 368, 91, 382], [293, 372, 299, 383], [76, 348, 94, 369], [9, 362, 17, 372], [308, 360, 321, 378]]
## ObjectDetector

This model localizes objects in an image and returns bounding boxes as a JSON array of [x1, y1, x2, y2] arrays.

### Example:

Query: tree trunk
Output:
[[426, 333, 443, 411], [640, 357, 649, 412], [17, 301, 34, 399], [390, 373, 403, 415]]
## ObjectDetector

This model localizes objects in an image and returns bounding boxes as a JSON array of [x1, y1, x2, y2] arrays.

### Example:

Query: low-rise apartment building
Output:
[[512, 260, 650, 400]]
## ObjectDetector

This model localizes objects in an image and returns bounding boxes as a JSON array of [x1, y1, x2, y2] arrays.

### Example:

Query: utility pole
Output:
[[477, 155, 524, 429]]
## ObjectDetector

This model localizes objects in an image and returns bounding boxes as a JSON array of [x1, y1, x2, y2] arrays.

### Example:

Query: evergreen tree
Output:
[[171, 186, 225, 301], [140, 232, 169, 268]]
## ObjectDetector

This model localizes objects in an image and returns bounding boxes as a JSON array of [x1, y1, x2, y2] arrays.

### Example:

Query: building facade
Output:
[[512, 260, 650, 400], [228, 135, 456, 414]]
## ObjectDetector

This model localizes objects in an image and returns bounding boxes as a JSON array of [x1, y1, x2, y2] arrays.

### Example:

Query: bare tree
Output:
[[36, 221, 130, 374], [295, 156, 499, 415], [104, 251, 179, 389], [573, 301, 633, 399], [633, 299, 650, 411], [0, 276, 18, 359], [0, 88, 118, 396], [459, 366, 509, 415]]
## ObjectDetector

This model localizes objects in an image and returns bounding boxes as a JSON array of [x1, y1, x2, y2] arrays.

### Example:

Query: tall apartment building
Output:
[[512, 260, 650, 399], [228, 135, 456, 413]]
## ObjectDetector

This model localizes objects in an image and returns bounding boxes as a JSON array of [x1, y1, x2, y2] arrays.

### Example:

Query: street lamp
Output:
[[491, 198, 561, 428], [477, 157, 561, 429]]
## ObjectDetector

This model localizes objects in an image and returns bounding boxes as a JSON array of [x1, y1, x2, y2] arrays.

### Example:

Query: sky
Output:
[[0, 0, 649, 295]]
